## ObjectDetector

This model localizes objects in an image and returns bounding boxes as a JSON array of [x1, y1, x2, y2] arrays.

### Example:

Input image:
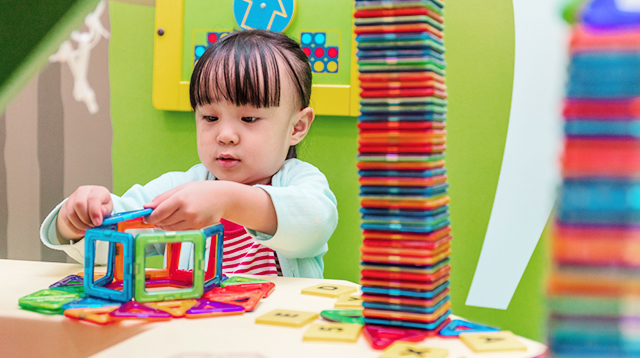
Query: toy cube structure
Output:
[[83, 210, 225, 303]]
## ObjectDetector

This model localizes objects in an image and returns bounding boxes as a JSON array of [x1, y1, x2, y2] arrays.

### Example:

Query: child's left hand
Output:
[[143, 181, 228, 231]]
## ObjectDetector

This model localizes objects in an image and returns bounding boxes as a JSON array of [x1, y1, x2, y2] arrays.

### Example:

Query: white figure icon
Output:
[[49, 0, 109, 114]]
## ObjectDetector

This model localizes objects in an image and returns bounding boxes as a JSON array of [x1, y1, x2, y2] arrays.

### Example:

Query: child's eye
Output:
[[242, 117, 259, 123], [203, 116, 218, 122]]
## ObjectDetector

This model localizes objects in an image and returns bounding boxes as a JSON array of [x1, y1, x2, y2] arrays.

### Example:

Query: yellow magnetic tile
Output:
[[303, 323, 363, 343], [380, 342, 448, 358], [255, 309, 318, 328], [335, 294, 363, 310], [459, 331, 527, 353], [301, 283, 358, 298]]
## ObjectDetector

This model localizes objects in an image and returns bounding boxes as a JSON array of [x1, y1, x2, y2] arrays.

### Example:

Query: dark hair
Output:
[[190, 30, 312, 159]]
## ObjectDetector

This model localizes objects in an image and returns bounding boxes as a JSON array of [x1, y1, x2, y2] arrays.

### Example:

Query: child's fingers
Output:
[[64, 209, 93, 233], [69, 197, 93, 228], [144, 196, 181, 225], [57, 207, 87, 236], [155, 220, 190, 232], [144, 186, 182, 209], [87, 191, 112, 226]]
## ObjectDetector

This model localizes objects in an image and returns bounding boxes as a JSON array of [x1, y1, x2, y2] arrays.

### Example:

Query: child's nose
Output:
[[216, 125, 239, 145]]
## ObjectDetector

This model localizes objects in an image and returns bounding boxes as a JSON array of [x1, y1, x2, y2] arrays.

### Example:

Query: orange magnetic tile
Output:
[[363, 301, 451, 322]]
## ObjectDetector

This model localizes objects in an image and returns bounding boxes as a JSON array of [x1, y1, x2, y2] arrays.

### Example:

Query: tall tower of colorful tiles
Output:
[[353, 0, 451, 344], [548, 0, 640, 356]]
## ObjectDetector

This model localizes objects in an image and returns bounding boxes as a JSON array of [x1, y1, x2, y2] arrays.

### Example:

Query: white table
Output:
[[0, 259, 547, 358]]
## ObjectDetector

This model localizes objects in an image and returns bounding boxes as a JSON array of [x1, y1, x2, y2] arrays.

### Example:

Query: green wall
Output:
[[109, 1, 547, 341], [445, 0, 548, 342]]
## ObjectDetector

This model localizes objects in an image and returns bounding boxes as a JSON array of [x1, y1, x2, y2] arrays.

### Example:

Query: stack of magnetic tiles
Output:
[[548, 4, 640, 357], [353, 0, 452, 335]]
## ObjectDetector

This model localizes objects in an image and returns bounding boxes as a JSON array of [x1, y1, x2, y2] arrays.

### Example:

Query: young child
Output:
[[39, 30, 338, 279]]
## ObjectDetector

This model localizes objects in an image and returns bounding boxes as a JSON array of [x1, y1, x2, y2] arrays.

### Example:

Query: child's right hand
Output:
[[56, 185, 113, 241]]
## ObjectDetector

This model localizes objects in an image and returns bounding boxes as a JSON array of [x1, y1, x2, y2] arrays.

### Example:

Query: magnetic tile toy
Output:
[[362, 295, 449, 314], [358, 143, 446, 153], [62, 297, 121, 310], [356, 14, 444, 30], [361, 258, 450, 271], [438, 319, 500, 337], [361, 262, 450, 276], [359, 79, 446, 90], [362, 236, 451, 250], [360, 184, 449, 197], [363, 300, 450, 322], [354, 23, 443, 38], [101, 208, 153, 226], [361, 206, 449, 218], [359, 71, 445, 83], [363, 225, 451, 241], [363, 314, 450, 330], [361, 264, 450, 282], [217, 281, 275, 298], [184, 299, 245, 318], [64, 306, 118, 325], [363, 325, 430, 350], [359, 113, 447, 122], [562, 138, 640, 178], [354, 5, 444, 23], [221, 276, 272, 286], [361, 249, 451, 265], [361, 238, 450, 254], [19, 289, 82, 315], [49, 274, 83, 288], [361, 282, 450, 299], [109, 301, 172, 321], [320, 310, 364, 325], [203, 288, 263, 312], [362, 290, 449, 308], [145, 299, 198, 317], [358, 49, 445, 61], [358, 121, 446, 130], [84, 229, 134, 303]]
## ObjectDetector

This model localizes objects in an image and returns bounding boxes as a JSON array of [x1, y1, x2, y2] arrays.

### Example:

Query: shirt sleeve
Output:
[[39, 164, 212, 264], [248, 159, 338, 259]]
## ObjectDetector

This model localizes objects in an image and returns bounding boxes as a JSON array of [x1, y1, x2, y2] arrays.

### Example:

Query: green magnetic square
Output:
[[19, 289, 81, 314], [134, 231, 205, 302]]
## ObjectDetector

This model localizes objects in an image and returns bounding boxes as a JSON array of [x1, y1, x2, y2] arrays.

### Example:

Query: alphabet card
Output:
[[334, 293, 364, 310], [459, 331, 527, 353], [255, 309, 318, 328], [303, 322, 363, 343], [380, 342, 448, 358], [301, 283, 358, 298]]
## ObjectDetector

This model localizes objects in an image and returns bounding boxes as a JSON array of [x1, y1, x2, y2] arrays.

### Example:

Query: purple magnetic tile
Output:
[[186, 299, 244, 315], [49, 275, 84, 288], [109, 301, 172, 319]]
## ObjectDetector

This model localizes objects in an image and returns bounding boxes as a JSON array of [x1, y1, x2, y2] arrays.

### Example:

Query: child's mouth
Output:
[[217, 156, 239, 168]]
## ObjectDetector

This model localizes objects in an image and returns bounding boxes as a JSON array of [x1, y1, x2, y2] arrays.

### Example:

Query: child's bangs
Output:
[[191, 39, 282, 109]]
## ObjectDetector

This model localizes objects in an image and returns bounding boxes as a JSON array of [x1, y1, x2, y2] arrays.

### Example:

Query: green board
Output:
[[181, 0, 354, 85]]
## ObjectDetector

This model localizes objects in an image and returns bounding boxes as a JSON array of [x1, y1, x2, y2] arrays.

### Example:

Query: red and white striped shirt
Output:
[[220, 218, 279, 276]]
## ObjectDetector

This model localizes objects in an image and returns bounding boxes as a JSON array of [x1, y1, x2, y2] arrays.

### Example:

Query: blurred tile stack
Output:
[[549, 1, 640, 357]]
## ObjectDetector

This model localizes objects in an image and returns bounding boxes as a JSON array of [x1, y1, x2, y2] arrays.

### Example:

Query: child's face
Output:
[[194, 71, 311, 185]]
